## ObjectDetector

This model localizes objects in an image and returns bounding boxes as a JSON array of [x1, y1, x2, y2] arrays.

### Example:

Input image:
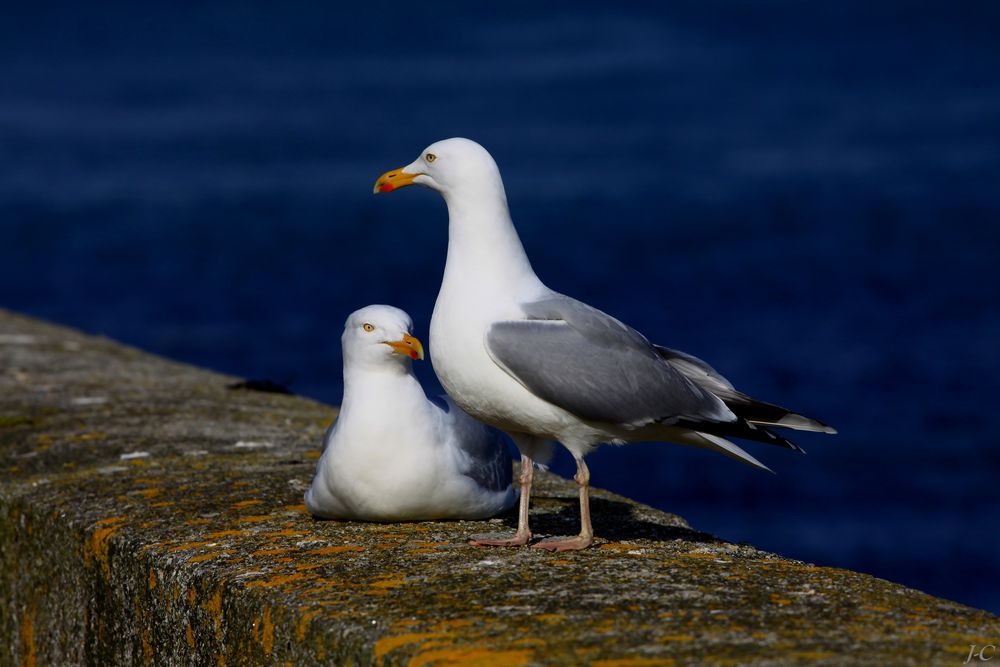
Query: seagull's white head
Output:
[[341, 305, 425, 373], [373, 138, 504, 200]]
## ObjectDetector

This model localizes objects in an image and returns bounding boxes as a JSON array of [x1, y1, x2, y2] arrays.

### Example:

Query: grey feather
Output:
[[486, 294, 734, 428], [653, 345, 836, 435], [434, 395, 513, 493]]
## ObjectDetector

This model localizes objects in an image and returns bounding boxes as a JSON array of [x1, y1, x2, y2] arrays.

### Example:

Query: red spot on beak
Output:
[[409, 350, 419, 360], [379, 182, 394, 193]]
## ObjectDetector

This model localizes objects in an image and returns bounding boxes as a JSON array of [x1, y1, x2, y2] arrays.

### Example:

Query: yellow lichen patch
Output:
[[261, 607, 274, 657], [186, 622, 195, 649], [19, 604, 36, 667], [407, 647, 533, 667], [548, 559, 574, 566], [368, 577, 407, 594], [409, 541, 451, 548], [139, 628, 154, 664], [128, 458, 147, 466], [169, 541, 217, 552], [148, 569, 157, 590], [87, 516, 127, 579], [251, 547, 295, 557], [282, 504, 308, 512], [592, 658, 675, 667], [431, 620, 473, 631], [137, 488, 162, 499], [149, 501, 174, 508], [657, 635, 694, 642], [261, 529, 307, 537], [769, 593, 793, 606], [190, 550, 235, 563], [307, 545, 364, 555], [863, 605, 891, 613], [187, 588, 197, 605], [374, 632, 446, 661], [295, 562, 328, 572], [232, 499, 264, 508], [202, 589, 223, 640], [245, 573, 309, 589], [534, 614, 564, 624], [599, 542, 639, 551], [304, 451, 321, 460], [185, 519, 211, 525], [237, 515, 273, 524], [205, 530, 243, 538], [295, 608, 323, 641]]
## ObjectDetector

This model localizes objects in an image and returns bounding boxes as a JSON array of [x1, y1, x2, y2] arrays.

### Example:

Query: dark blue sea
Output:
[[2, 3, 998, 613]]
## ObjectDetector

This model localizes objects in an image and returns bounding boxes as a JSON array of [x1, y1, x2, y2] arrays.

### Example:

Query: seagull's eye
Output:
[[425, 153, 437, 163], [362, 323, 375, 333]]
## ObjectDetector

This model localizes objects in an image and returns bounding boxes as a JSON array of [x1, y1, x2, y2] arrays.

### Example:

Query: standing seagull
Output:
[[374, 139, 835, 551], [305, 305, 516, 522]]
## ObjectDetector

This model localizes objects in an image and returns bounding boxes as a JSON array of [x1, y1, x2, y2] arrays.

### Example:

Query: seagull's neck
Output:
[[440, 186, 544, 301], [340, 365, 422, 417]]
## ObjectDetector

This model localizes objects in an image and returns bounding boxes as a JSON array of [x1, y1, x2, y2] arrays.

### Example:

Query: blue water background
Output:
[[2, 3, 999, 612]]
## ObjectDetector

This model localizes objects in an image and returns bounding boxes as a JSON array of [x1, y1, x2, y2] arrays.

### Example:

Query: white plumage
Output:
[[305, 305, 516, 522], [374, 139, 834, 549]]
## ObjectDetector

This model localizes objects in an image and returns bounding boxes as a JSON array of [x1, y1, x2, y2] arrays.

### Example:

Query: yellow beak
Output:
[[384, 333, 425, 361], [374, 167, 419, 194]]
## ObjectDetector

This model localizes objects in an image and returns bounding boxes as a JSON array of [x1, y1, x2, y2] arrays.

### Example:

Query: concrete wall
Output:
[[1, 308, 997, 665]]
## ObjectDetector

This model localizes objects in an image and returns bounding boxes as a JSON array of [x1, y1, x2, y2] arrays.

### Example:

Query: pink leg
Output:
[[468, 454, 534, 547], [532, 457, 594, 552]]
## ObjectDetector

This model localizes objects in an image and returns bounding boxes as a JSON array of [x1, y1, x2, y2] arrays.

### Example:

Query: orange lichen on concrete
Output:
[[250, 547, 296, 556], [245, 573, 309, 589], [205, 530, 243, 538], [202, 589, 223, 640], [185, 621, 195, 649], [295, 608, 323, 641], [407, 647, 533, 667], [189, 550, 235, 563], [19, 604, 36, 667], [592, 658, 676, 667], [232, 499, 264, 508], [237, 515, 273, 524], [141, 628, 153, 665], [168, 541, 217, 552], [306, 545, 364, 555], [261, 606, 274, 657], [260, 529, 307, 537], [148, 568, 157, 590], [374, 632, 447, 661], [368, 577, 407, 594], [87, 516, 127, 579], [137, 487, 162, 499]]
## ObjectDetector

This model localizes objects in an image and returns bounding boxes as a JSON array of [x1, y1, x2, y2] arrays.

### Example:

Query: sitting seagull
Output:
[[304, 305, 516, 522], [374, 138, 835, 551]]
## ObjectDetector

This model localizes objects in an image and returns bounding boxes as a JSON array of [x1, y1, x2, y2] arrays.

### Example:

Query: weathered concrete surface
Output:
[[0, 308, 997, 667]]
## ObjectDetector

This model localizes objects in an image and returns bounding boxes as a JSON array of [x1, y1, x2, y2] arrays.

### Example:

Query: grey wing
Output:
[[436, 396, 513, 492], [485, 295, 734, 428]]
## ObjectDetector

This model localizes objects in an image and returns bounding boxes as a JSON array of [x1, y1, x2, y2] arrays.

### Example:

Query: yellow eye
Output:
[[425, 153, 436, 163], [362, 323, 375, 332]]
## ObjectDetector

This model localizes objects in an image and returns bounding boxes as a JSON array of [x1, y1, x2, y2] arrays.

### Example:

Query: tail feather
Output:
[[675, 415, 806, 453], [724, 394, 837, 435], [690, 432, 774, 473]]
